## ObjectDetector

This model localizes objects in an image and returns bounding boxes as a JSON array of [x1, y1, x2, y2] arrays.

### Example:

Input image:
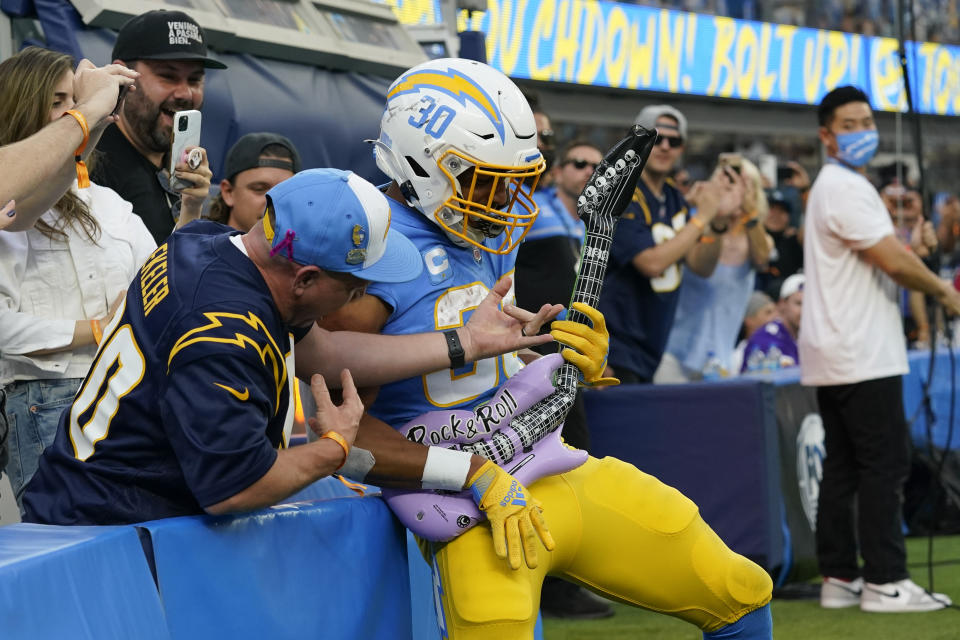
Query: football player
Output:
[[321, 58, 774, 639]]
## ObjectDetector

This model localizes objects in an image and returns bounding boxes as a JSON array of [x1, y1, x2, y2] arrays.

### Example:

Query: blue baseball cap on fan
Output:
[[263, 168, 422, 283]]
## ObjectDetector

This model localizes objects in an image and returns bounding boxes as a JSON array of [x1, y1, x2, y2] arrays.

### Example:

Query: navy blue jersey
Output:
[[598, 178, 689, 380], [365, 197, 522, 434], [23, 221, 304, 525]]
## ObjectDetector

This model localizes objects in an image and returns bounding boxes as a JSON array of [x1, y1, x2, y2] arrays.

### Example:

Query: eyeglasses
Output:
[[562, 158, 599, 171], [655, 134, 684, 148]]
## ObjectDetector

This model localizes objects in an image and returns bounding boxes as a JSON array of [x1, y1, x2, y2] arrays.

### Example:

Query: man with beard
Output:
[[92, 9, 221, 244]]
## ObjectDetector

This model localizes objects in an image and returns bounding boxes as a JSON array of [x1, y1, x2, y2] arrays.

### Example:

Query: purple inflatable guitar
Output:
[[383, 126, 657, 541]]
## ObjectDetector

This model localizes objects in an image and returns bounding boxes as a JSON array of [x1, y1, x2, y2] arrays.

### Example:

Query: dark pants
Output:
[[612, 367, 652, 385], [561, 393, 591, 452], [815, 376, 911, 584]]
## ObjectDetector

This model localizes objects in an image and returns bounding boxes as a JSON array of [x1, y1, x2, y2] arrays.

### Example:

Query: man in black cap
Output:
[[207, 133, 302, 232], [92, 9, 225, 244]]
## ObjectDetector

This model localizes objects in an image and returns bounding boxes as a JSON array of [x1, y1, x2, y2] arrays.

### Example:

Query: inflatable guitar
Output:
[[383, 126, 657, 541]]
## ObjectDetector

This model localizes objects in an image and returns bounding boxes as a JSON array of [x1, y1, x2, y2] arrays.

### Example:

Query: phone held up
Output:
[[111, 84, 130, 117], [169, 110, 202, 191], [717, 152, 742, 181]]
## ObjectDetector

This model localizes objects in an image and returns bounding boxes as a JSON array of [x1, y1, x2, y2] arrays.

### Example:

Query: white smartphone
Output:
[[169, 109, 202, 191]]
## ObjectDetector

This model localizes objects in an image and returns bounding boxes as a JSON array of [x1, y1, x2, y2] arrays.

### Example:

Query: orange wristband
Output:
[[689, 216, 705, 232], [90, 318, 103, 344], [63, 110, 91, 188], [699, 235, 716, 244], [321, 431, 350, 470]]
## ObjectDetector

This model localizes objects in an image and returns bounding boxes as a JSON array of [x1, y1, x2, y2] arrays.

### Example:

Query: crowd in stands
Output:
[[626, 0, 960, 44]]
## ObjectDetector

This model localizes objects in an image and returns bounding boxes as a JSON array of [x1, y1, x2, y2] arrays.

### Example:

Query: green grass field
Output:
[[544, 535, 960, 639]]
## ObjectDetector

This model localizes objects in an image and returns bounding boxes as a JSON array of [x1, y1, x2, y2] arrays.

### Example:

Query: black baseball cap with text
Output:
[[112, 10, 227, 69]]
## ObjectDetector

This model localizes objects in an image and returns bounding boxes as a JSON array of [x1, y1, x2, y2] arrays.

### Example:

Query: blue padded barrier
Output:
[[285, 474, 370, 502], [0, 524, 170, 640], [903, 350, 960, 450], [138, 496, 412, 640]]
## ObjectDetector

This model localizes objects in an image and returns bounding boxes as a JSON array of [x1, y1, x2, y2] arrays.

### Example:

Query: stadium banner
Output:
[[383, 0, 960, 116], [771, 381, 822, 581]]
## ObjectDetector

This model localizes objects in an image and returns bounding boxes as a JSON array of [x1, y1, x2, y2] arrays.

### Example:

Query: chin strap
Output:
[[399, 180, 420, 206]]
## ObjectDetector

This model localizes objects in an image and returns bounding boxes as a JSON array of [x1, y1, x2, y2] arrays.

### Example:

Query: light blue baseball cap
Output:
[[264, 168, 422, 283]]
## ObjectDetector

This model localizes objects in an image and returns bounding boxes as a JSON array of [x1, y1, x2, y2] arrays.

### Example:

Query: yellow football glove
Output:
[[550, 302, 620, 387], [467, 460, 554, 570]]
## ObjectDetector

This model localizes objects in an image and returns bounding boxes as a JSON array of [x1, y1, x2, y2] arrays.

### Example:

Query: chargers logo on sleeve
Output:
[[168, 311, 288, 412]]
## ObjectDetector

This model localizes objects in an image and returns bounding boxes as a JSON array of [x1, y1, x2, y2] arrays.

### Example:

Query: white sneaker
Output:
[[860, 578, 952, 613], [821, 577, 863, 608]]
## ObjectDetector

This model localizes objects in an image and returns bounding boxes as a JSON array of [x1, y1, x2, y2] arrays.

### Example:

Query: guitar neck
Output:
[[555, 223, 616, 393]]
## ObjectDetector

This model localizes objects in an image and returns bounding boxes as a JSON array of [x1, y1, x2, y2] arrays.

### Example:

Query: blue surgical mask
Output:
[[834, 130, 878, 167]]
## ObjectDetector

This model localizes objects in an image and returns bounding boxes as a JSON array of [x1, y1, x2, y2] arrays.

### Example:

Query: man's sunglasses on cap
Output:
[[655, 134, 684, 148], [562, 158, 599, 171]]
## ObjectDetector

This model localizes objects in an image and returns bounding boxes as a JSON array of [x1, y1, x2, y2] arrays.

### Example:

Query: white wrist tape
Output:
[[421, 447, 473, 490]]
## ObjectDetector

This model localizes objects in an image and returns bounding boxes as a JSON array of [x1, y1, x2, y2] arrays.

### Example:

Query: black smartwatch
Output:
[[444, 329, 465, 369], [710, 220, 729, 234]]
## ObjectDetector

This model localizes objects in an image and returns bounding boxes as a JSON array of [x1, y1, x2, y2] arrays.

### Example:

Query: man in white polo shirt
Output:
[[801, 85, 960, 613]]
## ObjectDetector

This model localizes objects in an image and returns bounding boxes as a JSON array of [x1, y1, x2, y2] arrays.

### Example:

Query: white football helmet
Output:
[[374, 58, 544, 254]]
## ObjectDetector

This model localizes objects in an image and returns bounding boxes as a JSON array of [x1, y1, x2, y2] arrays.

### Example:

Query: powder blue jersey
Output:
[[366, 197, 523, 437], [527, 186, 585, 243], [24, 222, 304, 525]]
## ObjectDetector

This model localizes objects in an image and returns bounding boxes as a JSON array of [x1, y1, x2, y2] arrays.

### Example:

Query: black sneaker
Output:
[[540, 576, 615, 619]]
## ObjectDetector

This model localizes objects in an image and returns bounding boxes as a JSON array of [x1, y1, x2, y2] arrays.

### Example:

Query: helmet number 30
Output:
[[408, 96, 457, 140]]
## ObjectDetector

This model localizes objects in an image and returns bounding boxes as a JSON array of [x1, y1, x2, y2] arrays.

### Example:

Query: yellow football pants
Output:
[[426, 455, 773, 639]]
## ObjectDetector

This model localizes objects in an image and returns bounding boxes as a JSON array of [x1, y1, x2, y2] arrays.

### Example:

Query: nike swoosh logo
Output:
[[868, 588, 900, 598], [214, 383, 250, 401], [836, 584, 863, 595]]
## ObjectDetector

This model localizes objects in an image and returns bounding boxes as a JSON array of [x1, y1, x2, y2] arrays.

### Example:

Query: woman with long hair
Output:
[[656, 154, 773, 381], [0, 47, 156, 510]]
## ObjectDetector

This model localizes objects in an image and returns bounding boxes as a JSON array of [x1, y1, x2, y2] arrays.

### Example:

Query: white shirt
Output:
[[0, 182, 156, 384], [798, 162, 908, 386]]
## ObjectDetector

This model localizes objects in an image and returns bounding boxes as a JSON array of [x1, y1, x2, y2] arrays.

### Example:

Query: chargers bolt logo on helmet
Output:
[[374, 58, 545, 255]]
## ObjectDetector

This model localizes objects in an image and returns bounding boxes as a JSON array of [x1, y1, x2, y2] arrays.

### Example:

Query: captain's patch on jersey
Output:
[[422, 245, 452, 285]]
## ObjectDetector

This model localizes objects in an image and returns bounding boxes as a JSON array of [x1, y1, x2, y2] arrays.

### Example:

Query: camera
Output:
[[178, 116, 189, 132]]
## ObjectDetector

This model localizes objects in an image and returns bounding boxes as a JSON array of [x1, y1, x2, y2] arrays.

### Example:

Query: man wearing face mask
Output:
[[92, 9, 223, 244], [801, 86, 960, 613]]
